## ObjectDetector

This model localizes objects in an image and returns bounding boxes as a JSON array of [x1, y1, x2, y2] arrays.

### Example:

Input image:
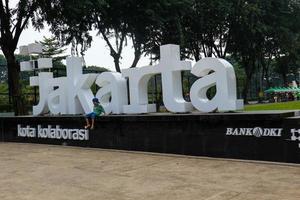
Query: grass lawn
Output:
[[244, 101, 300, 111]]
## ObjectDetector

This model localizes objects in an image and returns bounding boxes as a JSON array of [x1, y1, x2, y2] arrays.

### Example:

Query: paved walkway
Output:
[[0, 142, 299, 200]]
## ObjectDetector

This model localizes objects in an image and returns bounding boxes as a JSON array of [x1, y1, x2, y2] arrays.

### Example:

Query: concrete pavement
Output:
[[0, 142, 299, 200]]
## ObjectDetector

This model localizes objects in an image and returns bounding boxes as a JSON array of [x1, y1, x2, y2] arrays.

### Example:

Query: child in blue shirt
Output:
[[84, 97, 105, 130]]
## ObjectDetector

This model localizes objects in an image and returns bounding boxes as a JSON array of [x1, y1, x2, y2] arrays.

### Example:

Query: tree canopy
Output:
[[1, 0, 300, 115], [0, 0, 43, 114]]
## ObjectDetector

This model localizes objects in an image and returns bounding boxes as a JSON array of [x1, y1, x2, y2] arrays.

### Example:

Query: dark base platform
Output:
[[1, 111, 300, 163]]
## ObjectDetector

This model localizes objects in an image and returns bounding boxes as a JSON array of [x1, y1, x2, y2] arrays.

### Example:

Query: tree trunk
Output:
[[130, 35, 142, 68], [192, 43, 201, 61], [113, 56, 121, 73], [242, 59, 254, 104], [260, 60, 265, 92], [265, 68, 271, 88], [265, 57, 272, 88], [242, 76, 251, 104], [130, 51, 141, 68], [4, 50, 25, 115], [194, 52, 200, 62], [282, 73, 288, 86]]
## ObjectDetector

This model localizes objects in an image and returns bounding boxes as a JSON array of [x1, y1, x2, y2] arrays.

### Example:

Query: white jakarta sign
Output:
[[21, 44, 243, 115]]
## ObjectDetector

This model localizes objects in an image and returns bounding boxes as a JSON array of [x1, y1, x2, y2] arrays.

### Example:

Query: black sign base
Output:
[[1, 111, 300, 163]]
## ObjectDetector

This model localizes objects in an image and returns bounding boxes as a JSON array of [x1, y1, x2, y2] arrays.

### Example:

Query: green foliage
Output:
[[0, 83, 9, 106], [224, 0, 300, 101], [23, 0, 300, 103], [38, 0, 300, 76], [0, 55, 6, 65], [244, 101, 300, 111], [39, 36, 67, 66], [0, 83, 7, 92], [0, 0, 43, 115], [84, 65, 110, 73], [39, 36, 67, 61], [0, 54, 30, 82]]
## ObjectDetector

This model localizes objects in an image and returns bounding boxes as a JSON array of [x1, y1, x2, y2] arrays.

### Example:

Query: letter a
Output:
[[190, 58, 243, 112]]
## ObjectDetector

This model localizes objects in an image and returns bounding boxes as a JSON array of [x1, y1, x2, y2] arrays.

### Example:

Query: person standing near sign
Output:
[[84, 97, 105, 130]]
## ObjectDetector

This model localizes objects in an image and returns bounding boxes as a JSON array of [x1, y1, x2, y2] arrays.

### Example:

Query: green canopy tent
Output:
[[264, 87, 276, 93], [264, 87, 300, 93]]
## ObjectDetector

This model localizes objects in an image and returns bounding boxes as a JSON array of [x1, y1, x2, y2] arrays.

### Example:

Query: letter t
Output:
[[157, 45, 193, 112]]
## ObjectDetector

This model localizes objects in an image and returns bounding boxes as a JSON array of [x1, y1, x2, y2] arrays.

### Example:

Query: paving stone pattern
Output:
[[0, 143, 299, 200]]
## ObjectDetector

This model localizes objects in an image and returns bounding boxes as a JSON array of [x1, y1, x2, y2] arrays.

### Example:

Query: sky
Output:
[[16, 25, 150, 71]]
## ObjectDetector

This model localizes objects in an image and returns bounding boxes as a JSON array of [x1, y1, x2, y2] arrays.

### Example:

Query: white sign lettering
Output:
[[21, 44, 244, 115], [17, 125, 89, 141], [289, 129, 300, 148], [226, 127, 283, 137], [17, 125, 36, 138]]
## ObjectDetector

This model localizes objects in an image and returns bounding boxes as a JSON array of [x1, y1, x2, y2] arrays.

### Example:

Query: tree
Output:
[[0, 0, 40, 115], [92, 0, 129, 72], [228, 0, 265, 102], [39, 36, 67, 60], [38, 0, 300, 103], [38, 0, 94, 56], [38, 0, 125, 70], [39, 36, 67, 71], [227, 0, 300, 102], [183, 0, 234, 61], [134, 0, 192, 61], [123, 0, 169, 68], [84, 65, 110, 73], [40, 0, 193, 71]]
